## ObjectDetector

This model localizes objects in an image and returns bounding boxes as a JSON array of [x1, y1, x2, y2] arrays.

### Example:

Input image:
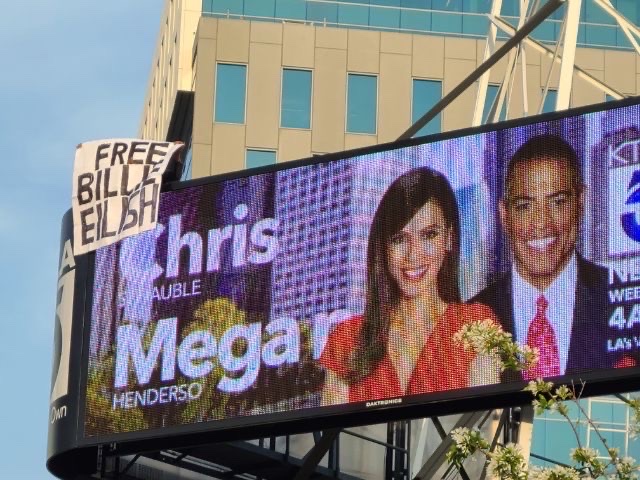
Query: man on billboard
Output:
[[473, 134, 615, 378]]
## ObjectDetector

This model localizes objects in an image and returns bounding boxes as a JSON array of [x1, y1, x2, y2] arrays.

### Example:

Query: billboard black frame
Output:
[[49, 95, 640, 478]]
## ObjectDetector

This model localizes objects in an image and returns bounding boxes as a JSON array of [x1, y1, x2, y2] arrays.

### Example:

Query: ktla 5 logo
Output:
[[51, 240, 75, 404], [621, 170, 640, 242], [608, 166, 640, 256]]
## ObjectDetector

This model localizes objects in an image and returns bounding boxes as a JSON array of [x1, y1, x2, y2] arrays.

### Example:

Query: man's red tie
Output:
[[524, 295, 560, 379]]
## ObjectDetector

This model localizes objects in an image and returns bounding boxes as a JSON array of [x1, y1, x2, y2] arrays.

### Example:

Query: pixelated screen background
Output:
[[84, 102, 640, 438]]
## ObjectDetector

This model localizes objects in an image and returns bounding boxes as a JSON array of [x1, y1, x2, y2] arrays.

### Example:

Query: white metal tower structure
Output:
[[474, 0, 634, 126], [402, 0, 637, 141]]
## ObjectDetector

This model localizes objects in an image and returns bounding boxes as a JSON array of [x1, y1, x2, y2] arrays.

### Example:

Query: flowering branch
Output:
[[619, 397, 640, 439], [447, 319, 640, 479], [447, 427, 490, 468], [447, 427, 528, 480], [524, 380, 584, 452], [453, 318, 538, 372]]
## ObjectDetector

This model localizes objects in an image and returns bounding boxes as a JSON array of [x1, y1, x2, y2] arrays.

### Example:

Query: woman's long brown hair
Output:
[[347, 167, 461, 382]]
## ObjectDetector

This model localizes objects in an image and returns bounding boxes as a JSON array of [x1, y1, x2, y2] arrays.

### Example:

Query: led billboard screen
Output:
[[48, 99, 640, 480], [77, 99, 640, 443]]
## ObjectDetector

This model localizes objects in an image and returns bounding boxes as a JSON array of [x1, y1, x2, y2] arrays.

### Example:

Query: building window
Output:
[[370, 0, 400, 30], [530, 395, 640, 468], [431, 0, 462, 34], [307, 2, 338, 24], [281, 69, 312, 129], [412, 78, 442, 137], [338, 3, 369, 28], [215, 63, 247, 123], [209, 0, 243, 16], [245, 0, 276, 17], [541, 88, 558, 114], [275, 0, 306, 20], [246, 149, 276, 169], [483, 84, 506, 124], [347, 73, 377, 134]]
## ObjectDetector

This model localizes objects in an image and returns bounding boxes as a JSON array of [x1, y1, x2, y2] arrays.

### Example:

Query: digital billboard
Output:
[[48, 98, 640, 478]]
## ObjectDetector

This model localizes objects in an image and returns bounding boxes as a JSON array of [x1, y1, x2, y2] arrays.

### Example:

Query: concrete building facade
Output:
[[140, 1, 640, 180]]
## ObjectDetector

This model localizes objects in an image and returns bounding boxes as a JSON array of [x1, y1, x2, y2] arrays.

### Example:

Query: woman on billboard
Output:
[[320, 167, 500, 404]]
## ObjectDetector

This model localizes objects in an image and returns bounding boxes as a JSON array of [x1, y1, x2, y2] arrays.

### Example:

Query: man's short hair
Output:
[[505, 134, 582, 195]]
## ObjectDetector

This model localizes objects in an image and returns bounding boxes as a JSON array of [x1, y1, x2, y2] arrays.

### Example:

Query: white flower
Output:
[[525, 380, 540, 395], [570, 446, 598, 464], [621, 455, 635, 466], [529, 465, 580, 480], [555, 384, 571, 400], [614, 454, 639, 476], [487, 443, 528, 480], [454, 319, 508, 355], [454, 319, 541, 374], [521, 344, 539, 368], [450, 427, 471, 447], [524, 379, 553, 396]]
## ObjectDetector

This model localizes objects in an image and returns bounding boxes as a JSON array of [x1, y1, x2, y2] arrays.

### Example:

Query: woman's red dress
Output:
[[319, 303, 499, 402]]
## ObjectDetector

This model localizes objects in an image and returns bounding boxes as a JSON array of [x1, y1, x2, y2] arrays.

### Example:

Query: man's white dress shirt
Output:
[[512, 254, 578, 375]]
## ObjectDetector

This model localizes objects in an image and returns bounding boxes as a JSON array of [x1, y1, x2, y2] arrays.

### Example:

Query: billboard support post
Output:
[[413, 411, 487, 479], [516, 405, 535, 466], [293, 429, 341, 480], [486, 0, 532, 124], [385, 421, 410, 479], [478, 410, 509, 479], [472, 0, 504, 126], [411, 408, 533, 479], [556, 0, 582, 111]]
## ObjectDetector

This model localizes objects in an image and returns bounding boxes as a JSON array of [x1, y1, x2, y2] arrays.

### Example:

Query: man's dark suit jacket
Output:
[[471, 256, 615, 380]]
